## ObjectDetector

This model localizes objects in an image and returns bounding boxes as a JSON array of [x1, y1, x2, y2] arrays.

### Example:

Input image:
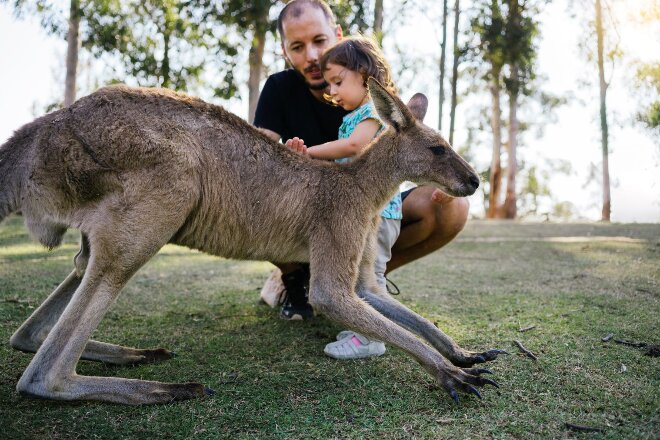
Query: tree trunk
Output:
[[503, 65, 519, 219], [448, 0, 460, 146], [64, 0, 80, 107], [248, 25, 267, 124], [373, 0, 384, 45], [487, 73, 503, 218], [162, 31, 171, 88], [596, 0, 611, 221], [438, 0, 448, 131]]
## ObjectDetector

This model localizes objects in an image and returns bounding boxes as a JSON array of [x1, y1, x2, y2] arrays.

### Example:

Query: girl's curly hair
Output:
[[319, 35, 397, 97]]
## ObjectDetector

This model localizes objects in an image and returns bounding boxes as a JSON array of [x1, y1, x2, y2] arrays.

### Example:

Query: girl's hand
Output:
[[284, 137, 308, 156]]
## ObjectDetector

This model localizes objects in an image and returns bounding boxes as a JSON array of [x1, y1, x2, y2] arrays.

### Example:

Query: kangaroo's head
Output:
[[368, 78, 480, 198]]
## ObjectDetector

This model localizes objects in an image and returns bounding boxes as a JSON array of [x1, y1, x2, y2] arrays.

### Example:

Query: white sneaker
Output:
[[324, 331, 386, 360]]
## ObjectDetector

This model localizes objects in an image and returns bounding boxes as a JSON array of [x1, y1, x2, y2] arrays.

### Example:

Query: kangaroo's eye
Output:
[[429, 146, 445, 156]]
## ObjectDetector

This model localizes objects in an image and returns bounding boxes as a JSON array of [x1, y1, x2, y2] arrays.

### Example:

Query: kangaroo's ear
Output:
[[407, 93, 428, 122], [368, 77, 415, 132]]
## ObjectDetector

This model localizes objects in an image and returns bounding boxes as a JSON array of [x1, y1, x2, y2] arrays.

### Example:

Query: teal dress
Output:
[[335, 102, 402, 220]]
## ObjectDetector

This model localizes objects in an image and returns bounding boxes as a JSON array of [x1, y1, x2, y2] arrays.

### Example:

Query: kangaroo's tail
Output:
[[0, 127, 30, 223]]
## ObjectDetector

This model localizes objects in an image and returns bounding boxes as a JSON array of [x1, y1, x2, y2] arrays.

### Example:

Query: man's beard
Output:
[[308, 80, 328, 91], [300, 63, 328, 91]]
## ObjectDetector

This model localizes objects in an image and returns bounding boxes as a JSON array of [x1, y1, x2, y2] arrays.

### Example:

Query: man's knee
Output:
[[435, 196, 469, 235]]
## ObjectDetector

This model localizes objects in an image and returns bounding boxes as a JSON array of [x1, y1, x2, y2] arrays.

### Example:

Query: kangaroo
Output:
[[0, 78, 505, 405]]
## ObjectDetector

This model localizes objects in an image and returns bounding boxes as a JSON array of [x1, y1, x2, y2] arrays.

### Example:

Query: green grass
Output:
[[1, 215, 658, 439]]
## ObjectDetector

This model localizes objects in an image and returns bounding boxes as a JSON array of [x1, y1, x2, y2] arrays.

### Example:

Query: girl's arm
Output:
[[308, 118, 381, 160], [284, 119, 381, 160]]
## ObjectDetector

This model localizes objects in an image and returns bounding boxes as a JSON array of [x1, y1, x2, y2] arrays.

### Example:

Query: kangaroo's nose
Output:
[[469, 174, 480, 189]]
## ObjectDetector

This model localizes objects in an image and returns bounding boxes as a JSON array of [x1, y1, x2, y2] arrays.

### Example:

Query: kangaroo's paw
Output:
[[450, 348, 510, 368], [435, 365, 500, 403]]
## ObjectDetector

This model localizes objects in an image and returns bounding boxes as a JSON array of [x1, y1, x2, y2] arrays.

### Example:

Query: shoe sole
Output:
[[280, 314, 304, 321], [323, 344, 386, 360], [279, 312, 314, 321], [323, 349, 386, 360]]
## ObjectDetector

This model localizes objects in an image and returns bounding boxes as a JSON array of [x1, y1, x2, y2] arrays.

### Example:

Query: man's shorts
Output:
[[400, 187, 415, 203]]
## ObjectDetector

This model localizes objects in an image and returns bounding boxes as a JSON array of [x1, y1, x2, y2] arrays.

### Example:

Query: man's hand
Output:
[[431, 188, 454, 204], [284, 137, 309, 156]]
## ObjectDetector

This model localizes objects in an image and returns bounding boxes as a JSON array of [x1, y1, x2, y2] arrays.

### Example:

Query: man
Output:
[[254, 0, 470, 322]]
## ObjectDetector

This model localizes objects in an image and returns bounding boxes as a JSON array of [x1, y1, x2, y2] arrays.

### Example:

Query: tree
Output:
[[64, 0, 80, 106], [471, 0, 506, 218], [438, 0, 449, 132], [570, 0, 624, 221], [216, 0, 279, 123], [468, 0, 549, 219], [5, 0, 242, 104], [502, 0, 523, 219], [94, 1, 231, 92], [5, 0, 81, 106], [595, 0, 610, 221], [448, 0, 460, 145], [373, 0, 383, 45]]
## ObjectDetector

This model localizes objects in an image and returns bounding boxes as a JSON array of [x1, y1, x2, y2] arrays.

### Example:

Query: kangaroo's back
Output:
[[0, 85, 338, 256]]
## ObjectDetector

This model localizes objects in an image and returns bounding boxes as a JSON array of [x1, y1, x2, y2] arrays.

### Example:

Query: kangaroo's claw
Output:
[[439, 365, 500, 403], [476, 348, 509, 362], [467, 385, 482, 399], [482, 378, 499, 388], [203, 387, 216, 396], [455, 348, 510, 367]]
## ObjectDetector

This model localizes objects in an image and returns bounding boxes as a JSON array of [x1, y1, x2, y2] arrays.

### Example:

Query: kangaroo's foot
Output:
[[430, 364, 499, 403], [18, 374, 215, 405]]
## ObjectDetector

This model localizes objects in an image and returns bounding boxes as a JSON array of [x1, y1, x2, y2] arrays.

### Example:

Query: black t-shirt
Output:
[[254, 69, 347, 146]]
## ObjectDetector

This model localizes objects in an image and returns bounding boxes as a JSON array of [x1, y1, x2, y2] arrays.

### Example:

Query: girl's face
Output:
[[323, 63, 369, 111]]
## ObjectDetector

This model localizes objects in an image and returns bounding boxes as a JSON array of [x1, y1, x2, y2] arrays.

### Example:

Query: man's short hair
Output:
[[277, 0, 337, 40]]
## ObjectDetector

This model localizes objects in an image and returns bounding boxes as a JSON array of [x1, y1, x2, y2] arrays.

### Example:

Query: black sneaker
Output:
[[279, 266, 314, 320]]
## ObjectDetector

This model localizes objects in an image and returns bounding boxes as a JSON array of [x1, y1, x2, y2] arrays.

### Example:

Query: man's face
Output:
[[281, 7, 342, 89]]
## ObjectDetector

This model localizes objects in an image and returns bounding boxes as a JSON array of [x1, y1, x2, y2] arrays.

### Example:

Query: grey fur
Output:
[[0, 78, 502, 404]]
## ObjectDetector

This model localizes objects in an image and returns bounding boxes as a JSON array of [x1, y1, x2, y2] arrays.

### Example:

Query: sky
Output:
[[0, 1, 658, 223]]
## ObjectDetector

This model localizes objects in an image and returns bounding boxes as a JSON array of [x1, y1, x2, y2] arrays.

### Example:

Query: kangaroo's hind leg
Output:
[[10, 232, 174, 365], [16, 201, 210, 404]]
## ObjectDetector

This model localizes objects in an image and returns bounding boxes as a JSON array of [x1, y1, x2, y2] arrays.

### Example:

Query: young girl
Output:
[[285, 36, 401, 360]]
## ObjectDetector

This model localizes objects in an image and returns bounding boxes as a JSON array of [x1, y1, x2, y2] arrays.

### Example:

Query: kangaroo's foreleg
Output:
[[355, 227, 506, 368], [356, 285, 507, 367], [309, 248, 497, 402], [9, 234, 174, 365]]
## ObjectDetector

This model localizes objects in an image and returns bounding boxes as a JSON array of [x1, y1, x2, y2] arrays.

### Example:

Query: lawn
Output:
[[0, 215, 658, 439]]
